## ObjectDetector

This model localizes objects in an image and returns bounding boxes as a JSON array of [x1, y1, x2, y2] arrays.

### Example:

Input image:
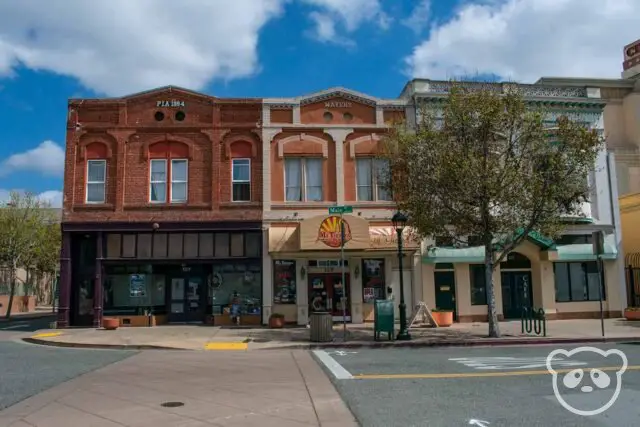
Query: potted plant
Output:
[[269, 313, 286, 329], [431, 308, 454, 327], [102, 317, 120, 330], [623, 307, 640, 321]]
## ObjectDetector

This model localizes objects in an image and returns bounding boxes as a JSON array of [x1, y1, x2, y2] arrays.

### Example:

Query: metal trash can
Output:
[[309, 311, 333, 342]]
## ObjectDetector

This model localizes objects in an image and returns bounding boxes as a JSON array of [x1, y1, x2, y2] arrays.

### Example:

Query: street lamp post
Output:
[[392, 211, 411, 341]]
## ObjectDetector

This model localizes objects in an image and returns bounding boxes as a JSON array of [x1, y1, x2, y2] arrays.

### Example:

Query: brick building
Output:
[[59, 87, 264, 327], [261, 88, 420, 325]]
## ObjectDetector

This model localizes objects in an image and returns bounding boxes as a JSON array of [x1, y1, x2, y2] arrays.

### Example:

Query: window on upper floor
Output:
[[86, 160, 106, 204], [150, 158, 188, 203], [355, 158, 392, 201], [284, 157, 323, 202], [232, 158, 251, 202]]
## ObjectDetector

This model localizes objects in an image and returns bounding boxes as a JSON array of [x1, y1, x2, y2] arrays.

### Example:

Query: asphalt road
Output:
[[313, 343, 640, 427], [0, 341, 136, 410], [0, 314, 57, 338]]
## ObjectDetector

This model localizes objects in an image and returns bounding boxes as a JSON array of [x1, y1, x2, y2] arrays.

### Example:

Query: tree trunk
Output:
[[484, 245, 501, 338], [4, 271, 17, 320]]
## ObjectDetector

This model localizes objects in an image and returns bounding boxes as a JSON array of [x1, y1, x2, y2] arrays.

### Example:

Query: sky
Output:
[[0, 0, 637, 208]]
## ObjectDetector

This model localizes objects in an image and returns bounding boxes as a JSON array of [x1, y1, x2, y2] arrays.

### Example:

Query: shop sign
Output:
[[156, 100, 185, 107], [369, 227, 420, 248], [324, 101, 352, 108], [318, 216, 352, 248]]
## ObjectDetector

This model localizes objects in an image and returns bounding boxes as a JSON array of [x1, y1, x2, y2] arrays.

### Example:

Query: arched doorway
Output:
[[500, 252, 533, 319]]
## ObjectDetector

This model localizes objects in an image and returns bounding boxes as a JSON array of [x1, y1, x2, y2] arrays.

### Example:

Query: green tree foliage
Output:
[[381, 84, 603, 337], [0, 192, 61, 319]]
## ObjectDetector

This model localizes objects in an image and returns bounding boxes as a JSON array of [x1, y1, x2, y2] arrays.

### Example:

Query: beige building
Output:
[[402, 79, 625, 322]]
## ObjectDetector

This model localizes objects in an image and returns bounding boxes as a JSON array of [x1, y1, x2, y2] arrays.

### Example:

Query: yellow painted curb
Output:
[[354, 365, 640, 380], [204, 342, 248, 351], [31, 332, 63, 338]]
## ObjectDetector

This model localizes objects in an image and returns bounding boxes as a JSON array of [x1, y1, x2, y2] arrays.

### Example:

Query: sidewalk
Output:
[[0, 306, 55, 323], [0, 349, 357, 427], [23, 318, 640, 351]]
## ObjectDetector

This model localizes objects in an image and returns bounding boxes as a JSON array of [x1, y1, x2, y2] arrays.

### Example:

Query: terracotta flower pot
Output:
[[269, 315, 285, 329], [431, 311, 454, 327], [623, 309, 640, 321], [102, 317, 120, 330]]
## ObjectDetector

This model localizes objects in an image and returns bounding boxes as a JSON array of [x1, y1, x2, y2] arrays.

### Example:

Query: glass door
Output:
[[185, 277, 204, 323], [330, 274, 351, 322], [308, 274, 331, 314], [169, 278, 186, 322], [501, 271, 533, 319], [434, 271, 457, 320]]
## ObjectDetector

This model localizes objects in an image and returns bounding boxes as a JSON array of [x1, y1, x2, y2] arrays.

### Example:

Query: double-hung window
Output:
[[170, 159, 188, 203], [149, 158, 189, 203], [150, 159, 167, 203], [284, 158, 323, 201], [355, 158, 392, 201], [86, 160, 106, 203], [232, 158, 251, 201]]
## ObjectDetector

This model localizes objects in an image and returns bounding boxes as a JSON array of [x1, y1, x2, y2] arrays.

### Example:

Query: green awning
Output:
[[422, 233, 617, 264]]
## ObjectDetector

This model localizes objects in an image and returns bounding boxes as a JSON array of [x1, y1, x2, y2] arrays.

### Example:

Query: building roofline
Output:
[[535, 77, 637, 88]]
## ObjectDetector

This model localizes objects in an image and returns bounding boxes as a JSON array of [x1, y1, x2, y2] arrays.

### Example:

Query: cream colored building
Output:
[[401, 79, 625, 322]]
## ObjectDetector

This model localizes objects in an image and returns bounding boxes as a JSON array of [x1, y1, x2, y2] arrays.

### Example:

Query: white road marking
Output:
[[313, 350, 354, 380], [469, 419, 490, 426], [330, 350, 358, 356], [450, 356, 588, 370], [0, 322, 29, 330]]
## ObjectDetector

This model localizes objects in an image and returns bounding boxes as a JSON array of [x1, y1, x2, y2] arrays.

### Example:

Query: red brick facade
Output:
[[63, 87, 263, 224]]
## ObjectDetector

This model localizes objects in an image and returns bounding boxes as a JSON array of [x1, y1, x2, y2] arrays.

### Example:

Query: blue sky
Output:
[[0, 0, 637, 207]]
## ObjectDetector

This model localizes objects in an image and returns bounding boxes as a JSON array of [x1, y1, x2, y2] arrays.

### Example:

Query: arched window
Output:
[[85, 142, 108, 204], [148, 142, 189, 203]]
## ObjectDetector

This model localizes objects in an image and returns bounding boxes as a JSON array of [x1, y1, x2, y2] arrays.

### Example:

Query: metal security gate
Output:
[[625, 252, 640, 307]]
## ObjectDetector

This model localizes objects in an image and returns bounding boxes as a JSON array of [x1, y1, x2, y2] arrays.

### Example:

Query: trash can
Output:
[[309, 311, 333, 342]]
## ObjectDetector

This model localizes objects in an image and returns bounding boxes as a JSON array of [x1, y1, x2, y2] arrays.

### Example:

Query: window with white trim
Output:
[[150, 159, 167, 203], [170, 159, 188, 203], [284, 157, 323, 201], [86, 160, 106, 203], [355, 158, 392, 201], [232, 158, 251, 201]]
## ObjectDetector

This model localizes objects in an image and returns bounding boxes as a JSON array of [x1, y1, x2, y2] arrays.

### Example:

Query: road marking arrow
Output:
[[468, 419, 490, 426]]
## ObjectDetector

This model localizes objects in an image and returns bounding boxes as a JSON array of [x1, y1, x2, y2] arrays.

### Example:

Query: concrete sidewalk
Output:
[[0, 349, 357, 427], [23, 318, 640, 351]]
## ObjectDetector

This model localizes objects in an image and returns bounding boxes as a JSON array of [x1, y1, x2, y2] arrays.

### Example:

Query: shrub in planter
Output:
[[431, 308, 454, 327], [623, 307, 640, 321], [269, 313, 286, 328]]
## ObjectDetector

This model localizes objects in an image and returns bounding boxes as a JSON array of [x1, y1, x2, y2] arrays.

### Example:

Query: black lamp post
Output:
[[392, 211, 411, 341]]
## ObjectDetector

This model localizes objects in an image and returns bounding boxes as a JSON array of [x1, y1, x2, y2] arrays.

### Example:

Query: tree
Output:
[[0, 192, 60, 319], [381, 84, 603, 338]]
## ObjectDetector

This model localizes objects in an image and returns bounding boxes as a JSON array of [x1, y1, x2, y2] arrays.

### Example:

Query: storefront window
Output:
[[273, 260, 296, 304], [554, 262, 605, 302], [209, 261, 261, 316], [362, 259, 385, 303], [103, 265, 166, 315], [470, 264, 488, 305]]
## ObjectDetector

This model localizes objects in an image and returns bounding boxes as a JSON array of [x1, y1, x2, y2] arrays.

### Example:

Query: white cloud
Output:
[[0, 140, 65, 177], [301, 0, 390, 44], [403, 0, 431, 34], [407, 0, 640, 82], [0, 189, 62, 208], [0, 0, 286, 96]]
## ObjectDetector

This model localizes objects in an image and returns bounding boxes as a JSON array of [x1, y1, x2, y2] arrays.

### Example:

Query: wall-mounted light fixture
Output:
[[354, 265, 360, 279], [300, 266, 306, 280]]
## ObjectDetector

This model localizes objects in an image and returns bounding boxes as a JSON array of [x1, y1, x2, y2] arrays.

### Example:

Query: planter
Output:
[[431, 311, 454, 327], [623, 309, 640, 321], [269, 315, 285, 329], [102, 317, 120, 330]]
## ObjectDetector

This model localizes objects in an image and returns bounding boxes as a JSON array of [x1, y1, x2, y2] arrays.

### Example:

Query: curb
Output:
[[21, 337, 187, 351], [257, 336, 640, 350], [0, 313, 56, 323]]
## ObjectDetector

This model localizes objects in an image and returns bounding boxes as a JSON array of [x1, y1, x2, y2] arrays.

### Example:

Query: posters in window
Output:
[[273, 260, 296, 304], [129, 274, 146, 297]]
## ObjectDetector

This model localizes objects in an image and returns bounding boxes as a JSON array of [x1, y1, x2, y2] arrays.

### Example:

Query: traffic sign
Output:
[[328, 205, 353, 215]]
